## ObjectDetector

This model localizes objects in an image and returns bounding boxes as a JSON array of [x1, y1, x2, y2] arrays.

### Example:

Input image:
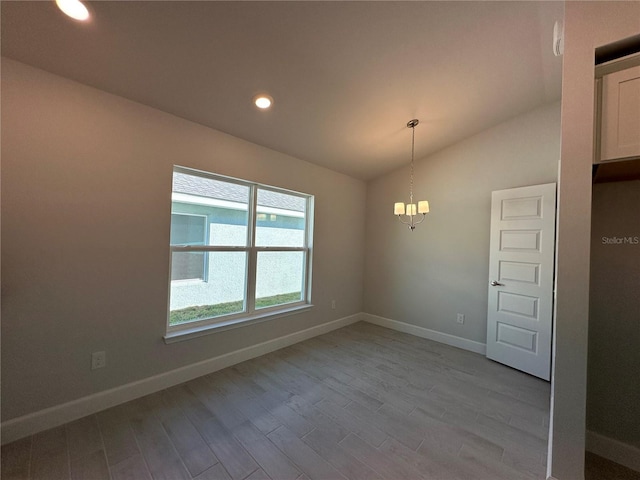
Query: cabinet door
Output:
[[601, 65, 640, 162]]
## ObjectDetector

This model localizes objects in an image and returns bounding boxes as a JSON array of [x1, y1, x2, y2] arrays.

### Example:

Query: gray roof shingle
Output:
[[173, 172, 305, 213]]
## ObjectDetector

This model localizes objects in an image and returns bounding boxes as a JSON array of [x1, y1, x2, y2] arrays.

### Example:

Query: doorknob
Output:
[[491, 281, 504, 286]]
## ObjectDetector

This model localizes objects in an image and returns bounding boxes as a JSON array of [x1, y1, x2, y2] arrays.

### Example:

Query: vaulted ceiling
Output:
[[1, 1, 564, 180]]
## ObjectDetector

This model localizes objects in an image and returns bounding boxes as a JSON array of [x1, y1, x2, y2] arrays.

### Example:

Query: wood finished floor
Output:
[[1, 322, 552, 480]]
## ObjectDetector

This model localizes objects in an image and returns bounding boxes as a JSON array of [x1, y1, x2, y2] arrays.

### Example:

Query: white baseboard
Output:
[[586, 430, 640, 473], [1, 313, 362, 445], [362, 313, 487, 355]]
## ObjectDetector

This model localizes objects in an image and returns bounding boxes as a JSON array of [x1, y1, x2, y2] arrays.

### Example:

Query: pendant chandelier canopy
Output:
[[394, 119, 429, 230]]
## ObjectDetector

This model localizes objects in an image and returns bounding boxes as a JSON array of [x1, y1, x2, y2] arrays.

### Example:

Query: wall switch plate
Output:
[[331, 300, 336, 309], [456, 314, 465, 324], [91, 351, 106, 370]]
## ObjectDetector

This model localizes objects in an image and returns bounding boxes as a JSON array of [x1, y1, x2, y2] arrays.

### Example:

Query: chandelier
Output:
[[394, 119, 429, 230]]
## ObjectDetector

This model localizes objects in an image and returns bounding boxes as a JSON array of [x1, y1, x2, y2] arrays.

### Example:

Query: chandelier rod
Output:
[[409, 120, 416, 204]]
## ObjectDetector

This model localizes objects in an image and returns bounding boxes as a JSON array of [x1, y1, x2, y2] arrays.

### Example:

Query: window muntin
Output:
[[168, 167, 313, 332]]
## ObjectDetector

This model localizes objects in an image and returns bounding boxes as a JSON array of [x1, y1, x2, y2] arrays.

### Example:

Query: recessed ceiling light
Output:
[[55, 0, 90, 21], [253, 94, 273, 110]]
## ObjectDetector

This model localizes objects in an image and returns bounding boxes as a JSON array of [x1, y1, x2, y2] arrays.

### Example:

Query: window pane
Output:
[[172, 171, 249, 247], [255, 189, 306, 247], [170, 213, 206, 246], [171, 250, 205, 281], [169, 251, 247, 325], [255, 251, 304, 309]]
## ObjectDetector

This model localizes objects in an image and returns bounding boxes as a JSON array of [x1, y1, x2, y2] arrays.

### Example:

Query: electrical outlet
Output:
[[456, 314, 465, 324], [91, 351, 106, 370], [331, 300, 336, 309]]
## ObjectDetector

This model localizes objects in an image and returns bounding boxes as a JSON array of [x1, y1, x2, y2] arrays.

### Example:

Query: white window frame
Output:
[[165, 166, 314, 342]]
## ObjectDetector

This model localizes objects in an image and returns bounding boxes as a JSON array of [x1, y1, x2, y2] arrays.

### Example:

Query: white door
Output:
[[486, 183, 556, 380]]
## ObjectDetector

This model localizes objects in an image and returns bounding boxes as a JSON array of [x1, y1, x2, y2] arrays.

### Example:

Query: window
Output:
[[167, 166, 313, 336]]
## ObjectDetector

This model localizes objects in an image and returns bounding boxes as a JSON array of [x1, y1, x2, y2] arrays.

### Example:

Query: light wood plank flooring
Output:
[[1, 322, 551, 480]]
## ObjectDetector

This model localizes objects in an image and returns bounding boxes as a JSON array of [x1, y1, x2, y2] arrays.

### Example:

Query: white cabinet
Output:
[[599, 64, 640, 162]]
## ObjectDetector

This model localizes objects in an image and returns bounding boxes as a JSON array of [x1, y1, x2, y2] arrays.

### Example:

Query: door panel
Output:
[[496, 323, 538, 352], [499, 261, 540, 284], [500, 230, 541, 251], [486, 183, 556, 380], [501, 196, 543, 219], [498, 292, 539, 319]]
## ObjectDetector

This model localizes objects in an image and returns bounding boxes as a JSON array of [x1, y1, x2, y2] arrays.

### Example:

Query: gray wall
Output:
[[550, 3, 640, 478], [0, 58, 366, 421], [364, 102, 560, 344], [588, 179, 640, 448]]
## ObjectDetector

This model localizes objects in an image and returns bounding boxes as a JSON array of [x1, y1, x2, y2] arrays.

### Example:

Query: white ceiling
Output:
[[1, 1, 564, 180]]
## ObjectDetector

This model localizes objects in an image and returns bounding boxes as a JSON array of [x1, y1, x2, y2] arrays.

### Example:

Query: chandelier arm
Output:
[[396, 215, 412, 226], [413, 213, 427, 226]]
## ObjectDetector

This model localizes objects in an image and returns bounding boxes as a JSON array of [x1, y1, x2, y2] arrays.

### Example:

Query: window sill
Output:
[[163, 304, 314, 344]]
